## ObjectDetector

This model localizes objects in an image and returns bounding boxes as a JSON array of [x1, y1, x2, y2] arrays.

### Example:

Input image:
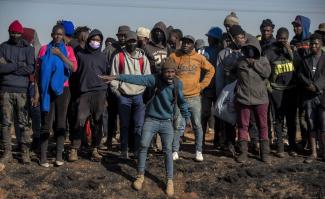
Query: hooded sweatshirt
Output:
[[144, 21, 168, 73], [110, 48, 151, 95], [76, 29, 108, 94], [169, 49, 215, 98], [290, 15, 311, 48], [235, 37, 271, 105], [0, 38, 34, 93]]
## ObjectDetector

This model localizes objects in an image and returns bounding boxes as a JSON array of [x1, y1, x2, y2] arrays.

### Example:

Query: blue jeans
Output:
[[173, 96, 203, 152], [118, 94, 145, 152], [138, 117, 174, 179]]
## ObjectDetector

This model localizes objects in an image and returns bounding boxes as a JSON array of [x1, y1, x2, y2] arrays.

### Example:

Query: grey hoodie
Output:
[[110, 48, 151, 95], [144, 21, 168, 73], [235, 37, 271, 105]]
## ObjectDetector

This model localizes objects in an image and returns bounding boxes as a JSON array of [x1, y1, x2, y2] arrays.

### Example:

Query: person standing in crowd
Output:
[[291, 15, 311, 151], [296, 34, 325, 163], [259, 19, 276, 51], [136, 27, 150, 50], [171, 35, 215, 162], [36, 24, 77, 167], [235, 37, 271, 164], [0, 20, 35, 171], [167, 28, 183, 55], [264, 27, 298, 158], [315, 23, 325, 52], [104, 37, 116, 49], [59, 20, 76, 47], [103, 25, 130, 149], [99, 58, 191, 197], [201, 26, 223, 149], [144, 21, 168, 74], [222, 12, 240, 48], [110, 31, 151, 158], [194, 39, 206, 56], [72, 26, 90, 54], [214, 25, 246, 154], [68, 29, 108, 162]]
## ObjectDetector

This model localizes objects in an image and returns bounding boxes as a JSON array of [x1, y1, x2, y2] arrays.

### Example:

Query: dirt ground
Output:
[[0, 131, 325, 199]]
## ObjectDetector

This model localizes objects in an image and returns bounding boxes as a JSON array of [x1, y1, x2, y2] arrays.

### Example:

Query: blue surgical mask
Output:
[[89, 40, 101, 49]]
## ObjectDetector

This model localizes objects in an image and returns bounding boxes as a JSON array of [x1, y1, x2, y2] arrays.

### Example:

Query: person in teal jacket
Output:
[[99, 58, 191, 197]]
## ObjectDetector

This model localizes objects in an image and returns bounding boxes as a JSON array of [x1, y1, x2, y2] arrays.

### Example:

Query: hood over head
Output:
[[292, 15, 311, 40], [242, 36, 262, 58], [150, 21, 168, 45], [86, 29, 104, 53]]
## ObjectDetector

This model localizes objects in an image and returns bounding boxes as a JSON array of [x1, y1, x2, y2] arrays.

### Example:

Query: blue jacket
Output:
[[117, 74, 191, 121], [40, 42, 69, 112]]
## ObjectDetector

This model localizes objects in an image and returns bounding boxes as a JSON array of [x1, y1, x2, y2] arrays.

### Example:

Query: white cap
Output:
[[136, 27, 150, 39]]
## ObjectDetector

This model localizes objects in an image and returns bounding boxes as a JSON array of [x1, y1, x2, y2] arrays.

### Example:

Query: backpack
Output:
[[118, 51, 144, 74]]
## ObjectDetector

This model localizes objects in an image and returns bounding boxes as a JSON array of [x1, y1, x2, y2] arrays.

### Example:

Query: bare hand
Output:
[[307, 84, 317, 92], [0, 57, 7, 64], [246, 58, 255, 66], [31, 95, 40, 107], [283, 41, 292, 52], [98, 75, 117, 83], [51, 47, 62, 56]]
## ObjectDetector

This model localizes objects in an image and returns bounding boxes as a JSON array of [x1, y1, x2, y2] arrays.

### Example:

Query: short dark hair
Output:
[[260, 19, 275, 29], [310, 33, 323, 43], [169, 29, 183, 40], [276, 27, 289, 37], [52, 24, 65, 34], [74, 26, 90, 38]]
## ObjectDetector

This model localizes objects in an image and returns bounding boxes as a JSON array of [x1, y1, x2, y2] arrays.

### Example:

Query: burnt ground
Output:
[[0, 132, 325, 199]]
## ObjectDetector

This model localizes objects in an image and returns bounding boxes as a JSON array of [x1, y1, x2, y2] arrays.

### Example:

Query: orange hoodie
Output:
[[169, 49, 215, 98]]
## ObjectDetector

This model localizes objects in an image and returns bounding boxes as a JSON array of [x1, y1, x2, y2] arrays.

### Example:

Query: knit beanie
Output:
[[136, 27, 150, 39], [61, 20, 75, 37], [8, 20, 24, 34], [224, 12, 239, 26], [162, 57, 177, 71]]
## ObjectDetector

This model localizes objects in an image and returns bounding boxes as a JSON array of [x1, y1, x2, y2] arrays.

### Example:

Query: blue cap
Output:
[[61, 20, 75, 37], [205, 27, 222, 39]]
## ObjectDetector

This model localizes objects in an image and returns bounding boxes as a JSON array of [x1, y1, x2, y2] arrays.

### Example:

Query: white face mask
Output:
[[89, 40, 101, 49]]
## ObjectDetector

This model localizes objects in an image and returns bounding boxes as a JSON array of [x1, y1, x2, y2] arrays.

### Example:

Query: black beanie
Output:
[[229, 25, 245, 37]]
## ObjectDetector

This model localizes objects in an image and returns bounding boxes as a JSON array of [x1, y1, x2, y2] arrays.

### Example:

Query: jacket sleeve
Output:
[[0, 46, 18, 74], [215, 53, 225, 97], [295, 56, 312, 87], [177, 80, 191, 121], [199, 56, 215, 90], [314, 57, 325, 91], [117, 74, 156, 88], [110, 54, 119, 75], [252, 56, 271, 79], [13, 46, 35, 76]]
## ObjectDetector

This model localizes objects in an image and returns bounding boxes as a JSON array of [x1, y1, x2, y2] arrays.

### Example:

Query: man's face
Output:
[[276, 33, 288, 43], [51, 28, 64, 44], [234, 34, 246, 47], [117, 33, 127, 45], [162, 68, 176, 84], [310, 38, 322, 55], [261, 26, 273, 40], [293, 24, 303, 36], [9, 31, 22, 44], [181, 39, 194, 54], [137, 36, 148, 47], [152, 29, 165, 44]]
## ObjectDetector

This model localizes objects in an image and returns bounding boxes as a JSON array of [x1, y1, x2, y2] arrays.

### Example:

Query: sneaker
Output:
[[195, 151, 203, 162], [55, 160, 64, 166], [166, 179, 174, 197], [91, 148, 102, 162], [172, 152, 179, 161], [132, 174, 144, 190], [39, 162, 50, 168]]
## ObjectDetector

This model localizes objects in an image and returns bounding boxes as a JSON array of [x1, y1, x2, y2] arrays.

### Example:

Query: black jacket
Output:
[[0, 39, 35, 93], [297, 52, 325, 106], [76, 29, 108, 94]]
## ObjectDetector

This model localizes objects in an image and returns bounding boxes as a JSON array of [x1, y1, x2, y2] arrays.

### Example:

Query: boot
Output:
[[236, 141, 248, 163], [320, 133, 325, 162], [68, 149, 78, 162], [21, 144, 31, 164], [304, 136, 317, 164], [1, 127, 13, 164], [260, 140, 271, 164], [91, 148, 102, 162], [166, 179, 174, 197], [0, 150, 13, 164], [133, 174, 144, 190], [275, 142, 285, 158]]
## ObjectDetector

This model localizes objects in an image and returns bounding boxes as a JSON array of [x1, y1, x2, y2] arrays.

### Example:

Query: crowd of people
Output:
[[0, 12, 325, 197]]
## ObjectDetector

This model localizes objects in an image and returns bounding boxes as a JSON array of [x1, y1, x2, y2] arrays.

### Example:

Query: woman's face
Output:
[[52, 28, 64, 44]]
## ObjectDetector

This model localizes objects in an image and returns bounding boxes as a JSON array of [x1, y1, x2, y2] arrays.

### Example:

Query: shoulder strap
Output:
[[139, 57, 144, 74], [118, 51, 125, 74]]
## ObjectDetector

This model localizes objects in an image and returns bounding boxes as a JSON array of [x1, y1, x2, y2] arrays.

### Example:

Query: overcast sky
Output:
[[0, 0, 324, 45]]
